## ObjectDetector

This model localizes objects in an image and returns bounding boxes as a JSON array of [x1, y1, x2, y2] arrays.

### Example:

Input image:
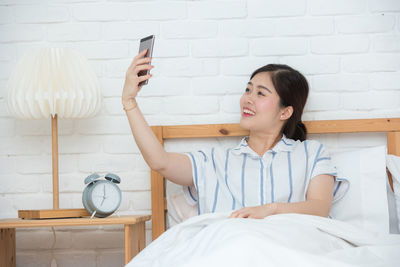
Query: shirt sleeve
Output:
[[181, 149, 211, 214], [308, 141, 349, 202], [182, 185, 198, 205], [184, 150, 209, 193], [310, 142, 337, 178]]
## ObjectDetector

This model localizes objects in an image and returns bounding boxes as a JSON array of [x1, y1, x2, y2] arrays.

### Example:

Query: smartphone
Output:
[[138, 35, 155, 86]]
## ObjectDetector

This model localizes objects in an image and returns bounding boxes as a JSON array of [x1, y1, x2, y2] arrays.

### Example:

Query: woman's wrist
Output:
[[122, 98, 138, 112], [268, 202, 279, 215], [122, 97, 135, 105]]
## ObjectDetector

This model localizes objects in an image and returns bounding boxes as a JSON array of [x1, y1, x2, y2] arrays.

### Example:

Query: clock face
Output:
[[89, 181, 121, 214]]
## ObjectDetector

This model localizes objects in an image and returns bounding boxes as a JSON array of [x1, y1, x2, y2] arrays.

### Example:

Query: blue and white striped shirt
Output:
[[184, 135, 349, 215]]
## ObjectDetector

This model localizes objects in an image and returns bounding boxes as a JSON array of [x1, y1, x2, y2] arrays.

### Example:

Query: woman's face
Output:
[[239, 72, 284, 133]]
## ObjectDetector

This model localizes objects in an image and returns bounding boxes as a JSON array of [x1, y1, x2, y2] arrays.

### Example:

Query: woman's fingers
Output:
[[230, 209, 245, 218], [136, 48, 148, 59], [138, 74, 152, 83], [122, 49, 153, 100], [134, 64, 154, 75], [136, 57, 152, 65], [129, 49, 149, 68], [239, 212, 249, 218], [129, 58, 153, 77]]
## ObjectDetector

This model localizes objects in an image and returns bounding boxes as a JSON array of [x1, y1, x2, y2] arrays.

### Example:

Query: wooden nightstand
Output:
[[0, 215, 151, 266]]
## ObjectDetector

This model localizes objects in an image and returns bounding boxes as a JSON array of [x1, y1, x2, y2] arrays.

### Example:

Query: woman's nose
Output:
[[246, 94, 254, 104]]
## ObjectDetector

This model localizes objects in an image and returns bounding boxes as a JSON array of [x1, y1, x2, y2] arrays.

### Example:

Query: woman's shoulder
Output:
[[186, 146, 226, 162], [301, 139, 331, 156], [287, 137, 326, 152], [193, 138, 250, 160], [303, 138, 322, 147]]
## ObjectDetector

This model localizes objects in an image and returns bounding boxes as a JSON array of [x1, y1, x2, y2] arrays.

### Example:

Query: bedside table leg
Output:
[[0, 228, 16, 267], [124, 222, 145, 265]]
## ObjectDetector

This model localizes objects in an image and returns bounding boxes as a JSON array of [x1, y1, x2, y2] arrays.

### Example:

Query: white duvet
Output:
[[126, 213, 400, 267]]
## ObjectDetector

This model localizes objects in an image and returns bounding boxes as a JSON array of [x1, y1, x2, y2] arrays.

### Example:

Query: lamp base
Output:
[[18, 209, 90, 219]]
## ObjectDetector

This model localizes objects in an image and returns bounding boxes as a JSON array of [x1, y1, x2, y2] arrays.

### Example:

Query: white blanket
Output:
[[126, 213, 400, 267]]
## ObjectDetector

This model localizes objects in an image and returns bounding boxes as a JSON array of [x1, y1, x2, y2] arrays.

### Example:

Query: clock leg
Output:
[[124, 222, 145, 265], [0, 228, 16, 267]]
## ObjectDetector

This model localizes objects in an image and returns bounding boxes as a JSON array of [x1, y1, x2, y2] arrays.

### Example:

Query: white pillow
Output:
[[386, 154, 400, 232], [386, 174, 399, 234], [329, 146, 389, 234]]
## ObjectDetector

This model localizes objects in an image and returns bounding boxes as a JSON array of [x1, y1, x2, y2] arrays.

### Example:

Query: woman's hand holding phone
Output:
[[122, 49, 154, 106]]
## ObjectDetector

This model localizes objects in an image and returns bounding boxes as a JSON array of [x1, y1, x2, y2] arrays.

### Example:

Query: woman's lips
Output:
[[242, 107, 256, 117]]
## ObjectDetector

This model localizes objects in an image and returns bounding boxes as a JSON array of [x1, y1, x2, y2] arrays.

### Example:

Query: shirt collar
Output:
[[232, 134, 296, 157]]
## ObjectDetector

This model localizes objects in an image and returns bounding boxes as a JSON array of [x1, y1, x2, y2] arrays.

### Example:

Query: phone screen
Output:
[[138, 35, 155, 86]]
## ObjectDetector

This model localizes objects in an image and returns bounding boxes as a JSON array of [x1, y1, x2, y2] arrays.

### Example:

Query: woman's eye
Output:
[[258, 91, 265, 96], [245, 88, 250, 92]]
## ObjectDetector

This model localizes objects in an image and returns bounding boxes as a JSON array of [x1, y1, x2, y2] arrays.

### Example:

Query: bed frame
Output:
[[150, 118, 400, 240]]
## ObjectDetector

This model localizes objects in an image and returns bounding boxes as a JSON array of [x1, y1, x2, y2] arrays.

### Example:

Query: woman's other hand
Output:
[[122, 49, 154, 104], [228, 203, 277, 219]]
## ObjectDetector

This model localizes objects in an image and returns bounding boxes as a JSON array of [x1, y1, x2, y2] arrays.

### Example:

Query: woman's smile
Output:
[[242, 107, 256, 117]]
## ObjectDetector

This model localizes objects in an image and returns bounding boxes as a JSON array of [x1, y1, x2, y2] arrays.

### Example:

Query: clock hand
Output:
[[99, 185, 107, 206]]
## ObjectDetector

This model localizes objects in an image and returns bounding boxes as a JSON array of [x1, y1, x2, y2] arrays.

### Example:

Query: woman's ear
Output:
[[280, 106, 293, 120]]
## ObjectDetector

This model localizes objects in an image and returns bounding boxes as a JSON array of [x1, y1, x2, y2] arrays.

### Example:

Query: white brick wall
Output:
[[0, 0, 399, 266], [252, 37, 308, 56], [309, 0, 366, 15], [192, 38, 248, 57], [47, 23, 102, 42], [161, 20, 218, 38], [15, 5, 69, 23], [248, 0, 306, 17], [311, 35, 370, 54], [275, 17, 334, 36], [103, 22, 160, 41], [72, 3, 130, 22], [336, 14, 396, 34]]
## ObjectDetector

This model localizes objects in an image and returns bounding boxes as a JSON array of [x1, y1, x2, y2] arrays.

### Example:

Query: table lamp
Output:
[[6, 47, 102, 219]]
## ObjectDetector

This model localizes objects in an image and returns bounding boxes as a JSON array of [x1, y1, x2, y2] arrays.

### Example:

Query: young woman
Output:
[[121, 49, 347, 220]]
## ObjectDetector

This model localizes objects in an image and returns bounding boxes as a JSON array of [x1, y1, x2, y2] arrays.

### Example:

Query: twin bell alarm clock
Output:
[[82, 173, 122, 218]]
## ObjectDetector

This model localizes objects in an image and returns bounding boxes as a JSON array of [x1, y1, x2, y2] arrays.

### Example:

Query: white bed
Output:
[[128, 212, 400, 267], [127, 118, 400, 267]]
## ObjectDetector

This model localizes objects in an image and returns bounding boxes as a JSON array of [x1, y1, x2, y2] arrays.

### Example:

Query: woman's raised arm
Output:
[[121, 50, 194, 186]]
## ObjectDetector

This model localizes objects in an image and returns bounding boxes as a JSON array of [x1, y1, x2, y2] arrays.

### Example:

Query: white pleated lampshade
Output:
[[6, 48, 102, 119]]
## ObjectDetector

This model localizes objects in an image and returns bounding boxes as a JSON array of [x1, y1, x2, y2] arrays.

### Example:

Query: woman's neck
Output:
[[247, 132, 283, 157]]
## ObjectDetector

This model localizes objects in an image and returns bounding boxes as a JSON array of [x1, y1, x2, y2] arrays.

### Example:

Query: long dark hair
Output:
[[250, 64, 309, 141]]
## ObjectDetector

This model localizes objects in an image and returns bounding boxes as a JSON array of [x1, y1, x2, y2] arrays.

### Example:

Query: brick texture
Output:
[[0, 0, 399, 266]]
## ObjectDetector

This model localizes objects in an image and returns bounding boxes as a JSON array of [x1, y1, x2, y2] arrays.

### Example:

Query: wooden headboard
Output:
[[150, 118, 400, 240]]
